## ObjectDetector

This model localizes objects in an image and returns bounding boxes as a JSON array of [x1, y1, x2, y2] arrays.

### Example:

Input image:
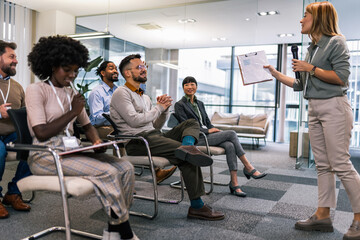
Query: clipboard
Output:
[[237, 50, 273, 85]]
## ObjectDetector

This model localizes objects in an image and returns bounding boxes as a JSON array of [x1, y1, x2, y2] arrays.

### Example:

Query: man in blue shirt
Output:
[[88, 61, 176, 184], [88, 61, 119, 140]]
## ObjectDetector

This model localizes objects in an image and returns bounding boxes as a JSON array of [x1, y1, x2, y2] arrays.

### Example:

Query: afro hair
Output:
[[28, 35, 89, 80]]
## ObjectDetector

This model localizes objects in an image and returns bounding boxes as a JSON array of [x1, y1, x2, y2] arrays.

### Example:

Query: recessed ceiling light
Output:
[[245, 18, 251, 21], [258, 10, 279, 16], [178, 18, 196, 24]]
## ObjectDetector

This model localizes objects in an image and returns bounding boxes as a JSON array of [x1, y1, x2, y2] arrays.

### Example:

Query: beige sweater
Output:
[[0, 78, 25, 136], [110, 85, 169, 135]]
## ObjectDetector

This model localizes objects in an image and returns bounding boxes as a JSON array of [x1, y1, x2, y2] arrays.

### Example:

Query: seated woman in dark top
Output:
[[175, 76, 267, 197]]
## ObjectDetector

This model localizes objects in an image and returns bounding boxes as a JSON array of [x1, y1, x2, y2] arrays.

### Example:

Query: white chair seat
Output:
[[17, 176, 94, 197], [122, 156, 171, 169], [198, 146, 226, 155]]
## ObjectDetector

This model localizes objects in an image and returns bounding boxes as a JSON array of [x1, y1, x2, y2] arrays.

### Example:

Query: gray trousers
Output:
[[126, 119, 205, 200], [197, 130, 245, 171], [308, 95, 360, 212]]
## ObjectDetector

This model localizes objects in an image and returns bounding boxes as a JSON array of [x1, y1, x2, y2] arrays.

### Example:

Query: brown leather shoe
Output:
[[187, 204, 225, 221], [156, 166, 177, 184], [0, 202, 9, 219], [295, 215, 333, 232], [2, 193, 31, 211], [175, 145, 213, 167], [343, 220, 360, 240]]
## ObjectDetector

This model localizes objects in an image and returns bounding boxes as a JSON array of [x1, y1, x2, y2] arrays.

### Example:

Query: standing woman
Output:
[[265, 2, 360, 239], [26, 36, 137, 240]]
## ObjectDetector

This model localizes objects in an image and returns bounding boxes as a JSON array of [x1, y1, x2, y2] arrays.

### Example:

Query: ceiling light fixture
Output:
[[178, 18, 196, 24], [68, 32, 114, 40], [257, 10, 279, 16], [156, 62, 181, 70], [245, 18, 251, 21], [278, 33, 294, 38]]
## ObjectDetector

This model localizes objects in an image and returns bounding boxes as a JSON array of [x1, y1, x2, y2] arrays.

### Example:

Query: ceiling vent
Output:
[[137, 23, 162, 30]]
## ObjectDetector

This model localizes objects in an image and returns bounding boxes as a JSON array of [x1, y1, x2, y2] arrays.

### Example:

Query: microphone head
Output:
[[291, 45, 298, 53]]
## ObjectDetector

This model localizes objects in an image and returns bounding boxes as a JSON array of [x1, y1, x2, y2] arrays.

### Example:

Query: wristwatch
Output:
[[310, 66, 317, 76]]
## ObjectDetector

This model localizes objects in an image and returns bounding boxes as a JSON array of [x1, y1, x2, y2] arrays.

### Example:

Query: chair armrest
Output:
[[58, 140, 124, 156], [199, 132, 211, 156], [6, 142, 50, 152], [111, 134, 157, 172]]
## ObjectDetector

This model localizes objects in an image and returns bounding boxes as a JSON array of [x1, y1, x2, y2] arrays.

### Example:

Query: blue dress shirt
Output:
[[88, 80, 117, 126]]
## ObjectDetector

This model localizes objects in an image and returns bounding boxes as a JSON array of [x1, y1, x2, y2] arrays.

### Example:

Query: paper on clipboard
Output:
[[237, 50, 273, 85]]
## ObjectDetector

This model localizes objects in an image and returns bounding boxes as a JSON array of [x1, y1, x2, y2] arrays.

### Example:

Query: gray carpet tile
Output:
[[2, 142, 360, 240], [251, 215, 344, 240], [268, 202, 317, 220], [336, 189, 353, 212]]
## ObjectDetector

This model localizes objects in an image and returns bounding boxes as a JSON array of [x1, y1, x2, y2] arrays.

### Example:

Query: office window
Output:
[[178, 47, 231, 114], [233, 45, 278, 141], [74, 25, 145, 98], [0, 0, 32, 87], [348, 40, 360, 147]]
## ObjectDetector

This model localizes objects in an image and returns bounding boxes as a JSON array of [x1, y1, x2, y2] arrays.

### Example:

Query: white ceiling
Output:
[[7, 0, 360, 49]]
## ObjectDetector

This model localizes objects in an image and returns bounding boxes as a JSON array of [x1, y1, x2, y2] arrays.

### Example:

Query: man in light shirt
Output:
[[0, 40, 31, 219], [110, 54, 225, 220], [89, 61, 176, 184]]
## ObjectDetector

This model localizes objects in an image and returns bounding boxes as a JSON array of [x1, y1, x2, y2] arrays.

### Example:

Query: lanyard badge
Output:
[[48, 80, 80, 149]]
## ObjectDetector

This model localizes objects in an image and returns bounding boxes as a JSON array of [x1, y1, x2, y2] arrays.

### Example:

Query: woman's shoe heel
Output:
[[243, 168, 267, 180], [228, 182, 246, 197]]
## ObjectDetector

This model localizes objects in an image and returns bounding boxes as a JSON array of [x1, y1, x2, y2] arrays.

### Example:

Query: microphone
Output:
[[291, 45, 300, 79]]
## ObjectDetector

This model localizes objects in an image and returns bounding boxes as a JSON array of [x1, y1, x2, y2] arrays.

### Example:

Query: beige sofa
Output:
[[210, 112, 271, 148]]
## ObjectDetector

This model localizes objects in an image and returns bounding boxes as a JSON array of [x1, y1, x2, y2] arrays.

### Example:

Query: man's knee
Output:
[[182, 119, 199, 128]]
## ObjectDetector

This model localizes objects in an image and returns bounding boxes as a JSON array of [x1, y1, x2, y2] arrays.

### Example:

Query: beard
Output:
[[105, 73, 119, 82], [110, 77, 119, 82], [1, 64, 16, 77], [134, 76, 147, 83], [131, 72, 147, 83]]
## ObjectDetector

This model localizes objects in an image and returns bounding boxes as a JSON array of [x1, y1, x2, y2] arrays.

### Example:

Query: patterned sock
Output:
[[182, 136, 195, 145], [190, 197, 204, 209]]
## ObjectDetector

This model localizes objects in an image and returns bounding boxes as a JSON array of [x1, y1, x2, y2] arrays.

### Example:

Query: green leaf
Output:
[[85, 56, 103, 72]]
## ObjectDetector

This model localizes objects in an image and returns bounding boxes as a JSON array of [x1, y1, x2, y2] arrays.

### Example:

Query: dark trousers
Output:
[[126, 119, 205, 200], [0, 132, 32, 195]]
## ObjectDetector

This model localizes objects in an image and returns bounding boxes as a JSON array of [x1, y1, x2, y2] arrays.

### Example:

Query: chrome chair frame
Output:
[[103, 114, 184, 220], [6, 107, 125, 240]]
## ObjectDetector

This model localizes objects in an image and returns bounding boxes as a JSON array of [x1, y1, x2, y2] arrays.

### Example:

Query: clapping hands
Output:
[[156, 94, 172, 110]]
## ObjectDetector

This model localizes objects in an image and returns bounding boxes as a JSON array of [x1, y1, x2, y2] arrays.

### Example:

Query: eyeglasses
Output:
[[135, 64, 147, 71]]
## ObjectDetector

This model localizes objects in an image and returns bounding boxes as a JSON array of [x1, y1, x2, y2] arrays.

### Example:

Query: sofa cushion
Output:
[[213, 124, 265, 135], [238, 113, 267, 128], [211, 112, 239, 125]]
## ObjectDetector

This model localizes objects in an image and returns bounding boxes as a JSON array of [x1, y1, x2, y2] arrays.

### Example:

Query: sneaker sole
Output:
[[174, 148, 213, 167], [295, 224, 334, 232]]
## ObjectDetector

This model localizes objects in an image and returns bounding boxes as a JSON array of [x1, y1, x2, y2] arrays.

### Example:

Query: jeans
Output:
[[197, 130, 246, 171], [0, 132, 31, 195]]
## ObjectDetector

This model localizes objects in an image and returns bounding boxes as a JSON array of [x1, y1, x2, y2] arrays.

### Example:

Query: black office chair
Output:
[[102, 113, 184, 219], [6, 107, 124, 240]]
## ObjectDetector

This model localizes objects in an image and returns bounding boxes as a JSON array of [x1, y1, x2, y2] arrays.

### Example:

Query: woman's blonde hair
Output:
[[306, 1, 341, 43]]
